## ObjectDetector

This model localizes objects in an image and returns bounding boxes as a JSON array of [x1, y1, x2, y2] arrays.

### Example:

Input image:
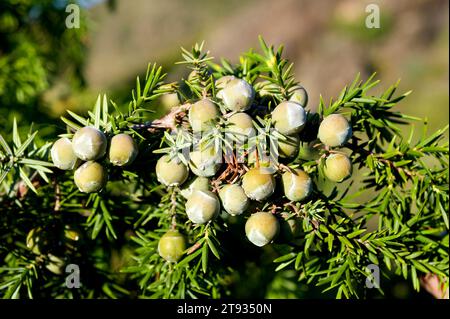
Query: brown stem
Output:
[[133, 103, 192, 132], [187, 241, 202, 255], [17, 171, 40, 199]]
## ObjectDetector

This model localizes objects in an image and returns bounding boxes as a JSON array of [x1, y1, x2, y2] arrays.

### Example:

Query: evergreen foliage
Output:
[[0, 37, 448, 299]]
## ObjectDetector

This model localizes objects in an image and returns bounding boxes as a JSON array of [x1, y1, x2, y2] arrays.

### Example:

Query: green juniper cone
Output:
[[51, 137, 78, 170], [218, 184, 250, 216], [185, 190, 220, 224], [278, 134, 300, 158], [72, 126, 108, 161], [108, 133, 138, 166], [215, 75, 236, 89], [0, 38, 448, 300], [156, 154, 189, 186], [289, 86, 308, 107], [271, 101, 307, 134], [74, 161, 107, 193], [323, 153, 352, 182], [245, 212, 280, 247], [318, 114, 352, 147], [180, 176, 210, 199], [226, 112, 254, 143], [189, 146, 222, 177], [158, 230, 187, 262], [281, 168, 312, 201], [217, 78, 255, 112], [188, 98, 220, 132], [242, 167, 276, 201]]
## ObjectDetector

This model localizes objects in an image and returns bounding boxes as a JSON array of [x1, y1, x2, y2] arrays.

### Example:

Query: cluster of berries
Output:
[[155, 76, 353, 262], [51, 127, 139, 193]]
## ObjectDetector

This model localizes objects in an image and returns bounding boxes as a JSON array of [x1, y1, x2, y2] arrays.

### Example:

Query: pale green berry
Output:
[[161, 92, 180, 109], [245, 212, 279, 247], [271, 101, 306, 135], [278, 134, 300, 158], [72, 126, 107, 161], [188, 99, 220, 132], [45, 254, 65, 275], [156, 155, 189, 187], [281, 169, 312, 201], [189, 146, 222, 177], [318, 114, 352, 147], [242, 167, 276, 201], [215, 75, 236, 89], [217, 78, 255, 112], [185, 190, 220, 224], [51, 137, 78, 170], [219, 184, 249, 216], [180, 176, 210, 199], [74, 161, 107, 193], [108, 133, 138, 166], [158, 230, 186, 263], [324, 153, 352, 182], [289, 86, 308, 107], [227, 112, 254, 143]]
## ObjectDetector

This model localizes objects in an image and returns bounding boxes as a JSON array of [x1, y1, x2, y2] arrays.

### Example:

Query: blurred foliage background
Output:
[[0, 0, 448, 299]]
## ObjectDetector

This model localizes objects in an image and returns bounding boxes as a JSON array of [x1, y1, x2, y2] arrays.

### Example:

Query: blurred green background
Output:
[[0, 0, 448, 299]]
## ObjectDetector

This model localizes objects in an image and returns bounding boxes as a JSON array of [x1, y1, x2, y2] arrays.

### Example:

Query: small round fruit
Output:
[[188, 99, 220, 132], [161, 92, 180, 109], [158, 230, 186, 263], [74, 161, 107, 193], [245, 212, 279, 247], [108, 134, 138, 166], [185, 190, 220, 224], [271, 101, 306, 135], [278, 134, 300, 158], [281, 169, 312, 201], [318, 114, 352, 147], [180, 176, 210, 199], [189, 146, 222, 177], [219, 184, 249, 216], [51, 137, 78, 170], [324, 153, 352, 182], [227, 112, 254, 143], [215, 75, 236, 89], [72, 126, 107, 161], [156, 155, 189, 187], [242, 167, 276, 201], [289, 86, 308, 107], [217, 78, 255, 112]]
